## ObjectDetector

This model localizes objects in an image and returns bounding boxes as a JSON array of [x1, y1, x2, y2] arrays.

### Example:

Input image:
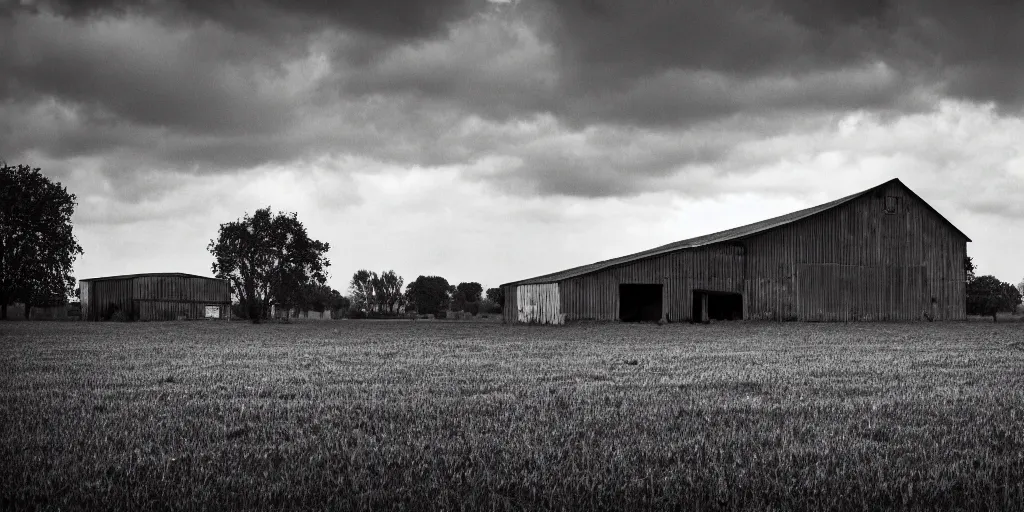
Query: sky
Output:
[[2, 0, 1023, 293]]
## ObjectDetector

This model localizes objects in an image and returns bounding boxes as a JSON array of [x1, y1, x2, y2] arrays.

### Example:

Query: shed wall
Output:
[[133, 275, 230, 321], [81, 275, 230, 321], [83, 277, 134, 321], [557, 244, 744, 322]]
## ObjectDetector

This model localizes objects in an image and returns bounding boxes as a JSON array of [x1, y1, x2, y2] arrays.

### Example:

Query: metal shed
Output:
[[502, 178, 970, 324], [79, 273, 231, 321]]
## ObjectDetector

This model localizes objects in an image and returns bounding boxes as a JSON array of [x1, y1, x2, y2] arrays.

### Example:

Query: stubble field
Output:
[[1, 320, 1022, 511]]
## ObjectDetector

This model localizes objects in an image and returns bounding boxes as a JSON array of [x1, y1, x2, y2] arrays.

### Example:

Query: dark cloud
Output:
[[532, 0, 1024, 120], [3, 0, 1024, 205], [17, 0, 481, 41]]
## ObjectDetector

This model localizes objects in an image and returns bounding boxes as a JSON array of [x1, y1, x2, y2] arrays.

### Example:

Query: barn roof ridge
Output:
[[79, 272, 223, 282], [504, 178, 970, 286]]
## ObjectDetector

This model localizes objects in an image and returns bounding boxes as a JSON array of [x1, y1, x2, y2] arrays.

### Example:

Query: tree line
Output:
[[206, 209, 505, 322], [2, 163, 1022, 322], [964, 256, 1023, 321]]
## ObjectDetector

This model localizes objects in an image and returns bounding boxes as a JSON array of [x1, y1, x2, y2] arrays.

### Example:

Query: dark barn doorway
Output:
[[692, 290, 743, 323], [619, 284, 663, 322]]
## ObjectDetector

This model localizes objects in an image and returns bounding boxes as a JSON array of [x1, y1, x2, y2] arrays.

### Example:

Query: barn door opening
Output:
[[619, 284, 663, 322], [692, 290, 743, 323]]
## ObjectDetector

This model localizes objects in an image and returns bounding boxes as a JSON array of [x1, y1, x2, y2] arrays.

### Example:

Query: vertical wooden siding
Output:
[[80, 281, 90, 320], [744, 182, 966, 321], [557, 244, 745, 322], [82, 275, 231, 321], [133, 276, 230, 321], [515, 284, 562, 324], [512, 181, 966, 323], [83, 278, 135, 321]]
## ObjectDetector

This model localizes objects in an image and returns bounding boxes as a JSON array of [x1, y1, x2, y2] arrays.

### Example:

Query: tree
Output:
[[374, 270, 404, 313], [298, 283, 335, 313], [480, 287, 504, 314], [349, 270, 377, 312], [486, 287, 504, 307], [328, 289, 351, 317], [449, 281, 480, 312], [1008, 281, 1024, 315], [1, 163, 83, 320], [966, 275, 1022, 321], [457, 282, 483, 304], [405, 276, 452, 315], [964, 256, 977, 283], [208, 207, 330, 323]]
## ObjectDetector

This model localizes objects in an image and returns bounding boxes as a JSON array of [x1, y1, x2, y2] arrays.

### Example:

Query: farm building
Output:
[[502, 178, 970, 324], [79, 273, 231, 321]]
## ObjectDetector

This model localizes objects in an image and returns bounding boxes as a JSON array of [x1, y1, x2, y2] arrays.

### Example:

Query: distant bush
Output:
[[465, 302, 480, 316], [435, 311, 447, 319], [348, 309, 368, 320]]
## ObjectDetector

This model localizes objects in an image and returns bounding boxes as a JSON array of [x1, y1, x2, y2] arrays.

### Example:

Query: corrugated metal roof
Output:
[[505, 178, 970, 286], [79, 272, 223, 282]]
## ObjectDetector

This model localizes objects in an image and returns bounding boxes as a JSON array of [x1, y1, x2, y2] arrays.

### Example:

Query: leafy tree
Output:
[[297, 283, 335, 313], [451, 289, 466, 312], [966, 275, 1022, 321], [964, 256, 977, 283], [1006, 281, 1024, 316], [374, 270, 404, 313], [486, 287, 504, 307], [328, 289, 351, 317], [450, 282, 483, 312], [1, 163, 83, 320], [349, 270, 377, 312], [457, 282, 483, 303], [208, 207, 330, 323], [297, 285, 350, 316], [405, 276, 452, 315]]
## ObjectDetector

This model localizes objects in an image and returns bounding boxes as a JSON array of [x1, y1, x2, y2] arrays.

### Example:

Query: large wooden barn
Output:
[[502, 179, 970, 324], [79, 273, 231, 321]]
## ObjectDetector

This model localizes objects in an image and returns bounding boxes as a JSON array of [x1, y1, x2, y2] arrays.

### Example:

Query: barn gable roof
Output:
[[505, 178, 970, 286], [79, 272, 222, 282]]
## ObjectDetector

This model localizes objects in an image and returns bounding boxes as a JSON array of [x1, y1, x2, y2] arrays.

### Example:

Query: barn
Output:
[[502, 178, 970, 324], [79, 273, 231, 321]]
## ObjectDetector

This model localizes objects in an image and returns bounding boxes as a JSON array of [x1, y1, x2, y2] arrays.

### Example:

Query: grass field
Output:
[[2, 320, 1022, 511]]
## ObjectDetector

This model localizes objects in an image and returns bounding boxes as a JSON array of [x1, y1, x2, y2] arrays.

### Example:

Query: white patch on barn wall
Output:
[[80, 281, 90, 319], [516, 283, 562, 324], [204, 305, 220, 318]]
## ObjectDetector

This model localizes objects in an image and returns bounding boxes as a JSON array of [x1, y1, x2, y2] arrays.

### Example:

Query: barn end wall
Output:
[[743, 181, 967, 321]]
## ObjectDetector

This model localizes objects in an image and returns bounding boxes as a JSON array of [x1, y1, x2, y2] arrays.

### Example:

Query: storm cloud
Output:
[[2, 0, 1023, 285]]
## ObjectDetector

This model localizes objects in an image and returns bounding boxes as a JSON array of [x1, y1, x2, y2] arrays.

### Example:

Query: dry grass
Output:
[[1, 320, 1022, 511]]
